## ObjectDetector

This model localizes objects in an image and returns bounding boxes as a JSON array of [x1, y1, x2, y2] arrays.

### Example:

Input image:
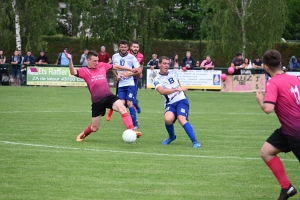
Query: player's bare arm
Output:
[[256, 91, 275, 114], [65, 50, 77, 76], [156, 85, 187, 95]]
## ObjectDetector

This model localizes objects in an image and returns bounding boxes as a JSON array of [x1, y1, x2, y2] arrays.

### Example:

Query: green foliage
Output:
[[201, 0, 287, 65], [163, 0, 203, 40], [283, 0, 300, 40]]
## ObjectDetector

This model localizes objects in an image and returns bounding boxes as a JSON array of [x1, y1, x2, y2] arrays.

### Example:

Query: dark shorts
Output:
[[91, 95, 119, 117], [12, 66, 21, 77], [266, 128, 300, 162]]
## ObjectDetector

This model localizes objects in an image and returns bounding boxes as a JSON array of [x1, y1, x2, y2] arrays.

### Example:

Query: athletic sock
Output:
[[84, 124, 93, 136], [121, 113, 134, 130], [266, 156, 290, 189], [183, 122, 197, 142], [129, 107, 138, 127], [165, 124, 175, 138]]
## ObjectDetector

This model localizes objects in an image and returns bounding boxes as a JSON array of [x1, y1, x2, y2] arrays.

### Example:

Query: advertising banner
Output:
[[146, 69, 222, 90], [26, 66, 86, 86]]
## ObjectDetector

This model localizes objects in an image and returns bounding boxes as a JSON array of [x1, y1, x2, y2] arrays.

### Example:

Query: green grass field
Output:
[[0, 87, 299, 200]]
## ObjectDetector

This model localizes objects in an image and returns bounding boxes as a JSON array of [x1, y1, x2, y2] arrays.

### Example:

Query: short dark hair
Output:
[[119, 40, 129, 46], [131, 40, 139, 46], [262, 50, 281, 70], [159, 56, 170, 63], [236, 53, 242, 56], [87, 50, 98, 59]]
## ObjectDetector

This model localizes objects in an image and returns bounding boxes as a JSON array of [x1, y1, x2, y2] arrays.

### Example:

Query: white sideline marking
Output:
[[0, 141, 298, 162]]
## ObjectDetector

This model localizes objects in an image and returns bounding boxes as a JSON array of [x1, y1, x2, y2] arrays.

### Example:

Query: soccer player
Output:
[[64, 50, 141, 141], [153, 56, 201, 148], [106, 40, 144, 121], [256, 50, 299, 200], [110, 40, 140, 129]]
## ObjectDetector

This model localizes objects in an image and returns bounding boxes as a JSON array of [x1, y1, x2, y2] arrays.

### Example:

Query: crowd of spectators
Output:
[[0, 46, 299, 86]]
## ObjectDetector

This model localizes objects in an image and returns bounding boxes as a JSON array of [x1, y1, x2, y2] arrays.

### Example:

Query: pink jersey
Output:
[[264, 73, 300, 139], [128, 51, 144, 66], [201, 59, 214, 67], [76, 62, 113, 103]]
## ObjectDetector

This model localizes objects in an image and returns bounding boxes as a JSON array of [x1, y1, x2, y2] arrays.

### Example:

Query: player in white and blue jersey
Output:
[[153, 56, 201, 148], [112, 40, 140, 129]]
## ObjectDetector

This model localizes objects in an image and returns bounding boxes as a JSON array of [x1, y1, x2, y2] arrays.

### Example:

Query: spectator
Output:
[[241, 57, 252, 75], [170, 53, 180, 69], [0, 49, 8, 85], [182, 51, 195, 69], [0, 49, 6, 64], [98, 46, 112, 63], [200, 55, 214, 70], [35, 51, 49, 64], [147, 54, 159, 69], [289, 56, 300, 71], [80, 48, 88, 67], [230, 53, 244, 75], [195, 61, 200, 67], [23, 51, 35, 65], [54, 47, 71, 66], [10, 50, 22, 86], [252, 55, 264, 74]]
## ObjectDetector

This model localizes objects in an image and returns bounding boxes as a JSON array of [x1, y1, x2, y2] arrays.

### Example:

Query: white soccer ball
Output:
[[122, 129, 137, 143]]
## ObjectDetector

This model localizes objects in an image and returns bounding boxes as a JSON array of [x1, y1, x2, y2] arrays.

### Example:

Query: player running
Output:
[[64, 50, 141, 141], [106, 40, 144, 121], [109, 40, 140, 130], [256, 50, 299, 200], [153, 56, 201, 148]]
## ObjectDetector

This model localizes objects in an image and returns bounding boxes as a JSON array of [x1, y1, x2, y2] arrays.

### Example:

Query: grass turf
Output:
[[0, 87, 299, 200]]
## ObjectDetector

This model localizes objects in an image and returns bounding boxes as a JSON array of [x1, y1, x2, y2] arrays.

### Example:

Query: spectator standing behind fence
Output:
[[98, 46, 112, 63], [182, 51, 195, 69], [147, 54, 159, 69], [230, 53, 244, 75], [80, 48, 89, 67], [200, 55, 214, 70], [289, 56, 300, 71], [0, 50, 6, 64], [241, 57, 252, 75], [252, 56, 264, 74], [35, 51, 49, 65], [170, 53, 180, 69], [10, 50, 22, 86], [23, 51, 35, 65], [54, 47, 71, 66]]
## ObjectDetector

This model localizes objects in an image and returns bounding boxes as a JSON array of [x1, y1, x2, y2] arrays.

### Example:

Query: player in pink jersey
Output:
[[106, 40, 144, 121], [64, 50, 141, 141], [256, 50, 300, 200]]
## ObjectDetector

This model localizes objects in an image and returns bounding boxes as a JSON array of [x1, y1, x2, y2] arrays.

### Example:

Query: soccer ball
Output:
[[122, 129, 137, 143]]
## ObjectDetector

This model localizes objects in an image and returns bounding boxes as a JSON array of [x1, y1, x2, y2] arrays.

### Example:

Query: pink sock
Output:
[[83, 124, 93, 136], [121, 113, 134, 130], [266, 156, 290, 189]]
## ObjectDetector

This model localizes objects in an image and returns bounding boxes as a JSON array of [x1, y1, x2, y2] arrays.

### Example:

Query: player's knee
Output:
[[164, 117, 173, 125], [177, 116, 187, 126], [127, 101, 133, 107]]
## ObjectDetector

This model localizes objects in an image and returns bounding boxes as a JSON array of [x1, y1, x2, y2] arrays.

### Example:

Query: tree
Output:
[[283, 0, 300, 40], [201, 0, 287, 63], [163, 0, 203, 40]]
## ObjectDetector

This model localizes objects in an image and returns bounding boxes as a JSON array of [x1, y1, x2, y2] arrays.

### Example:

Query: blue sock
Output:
[[183, 122, 197, 142], [129, 107, 138, 127], [165, 124, 175, 138]]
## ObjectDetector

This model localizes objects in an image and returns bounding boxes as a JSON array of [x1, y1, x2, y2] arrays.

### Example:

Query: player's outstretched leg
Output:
[[106, 108, 114, 121], [127, 100, 139, 129], [76, 117, 100, 142], [134, 99, 141, 114], [113, 99, 142, 138], [178, 116, 201, 148], [162, 112, 176, 145], [261, 142, 297, 200]]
